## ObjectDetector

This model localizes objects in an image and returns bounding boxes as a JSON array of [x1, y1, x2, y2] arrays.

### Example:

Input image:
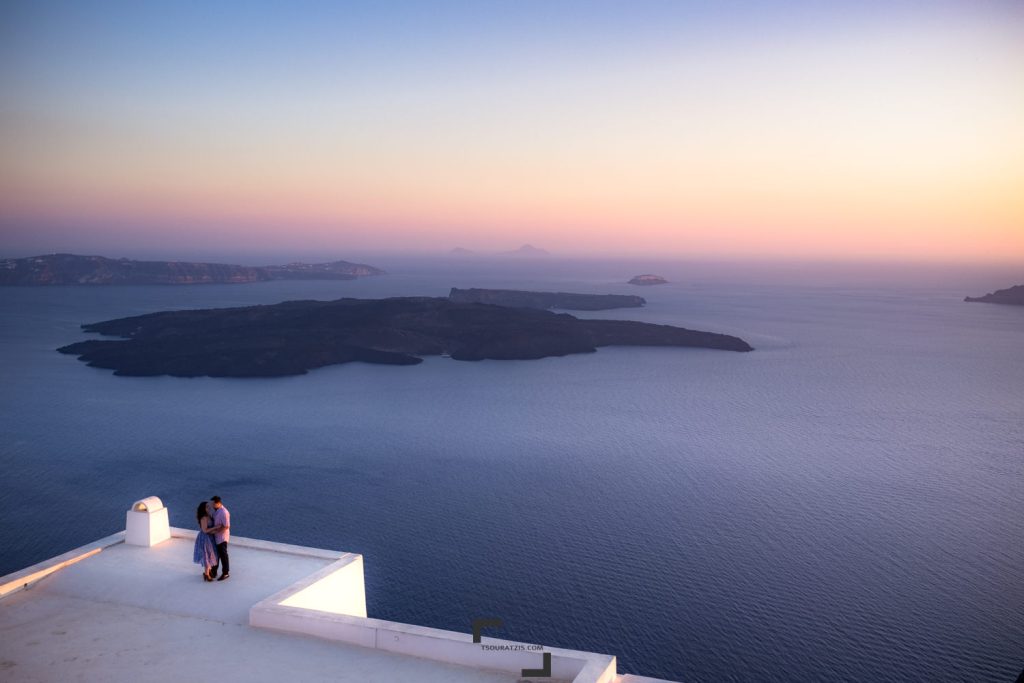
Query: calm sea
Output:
[[1, 258, 1021, 682]]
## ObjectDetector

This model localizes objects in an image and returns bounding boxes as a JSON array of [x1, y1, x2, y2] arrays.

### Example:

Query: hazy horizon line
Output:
[[3, 245, 1023, 270]]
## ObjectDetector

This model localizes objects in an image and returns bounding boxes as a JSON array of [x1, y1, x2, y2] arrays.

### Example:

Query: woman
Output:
[[193, 501, 219, 581]]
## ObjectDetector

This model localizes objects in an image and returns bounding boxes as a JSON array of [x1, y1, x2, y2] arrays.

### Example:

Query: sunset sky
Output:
[[1, 1, 1022, 262]]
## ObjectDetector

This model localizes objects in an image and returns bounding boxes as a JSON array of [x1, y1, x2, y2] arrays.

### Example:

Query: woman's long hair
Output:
[[196, 501, 209, 524]]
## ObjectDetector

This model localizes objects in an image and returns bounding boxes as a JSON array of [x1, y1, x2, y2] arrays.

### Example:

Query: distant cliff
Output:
[[0, 253, 383, 286], [449, 287, 645, 311], [58, 296, 753, 377], [262, 261, 382, 280], [964, 284, 1024, 306]]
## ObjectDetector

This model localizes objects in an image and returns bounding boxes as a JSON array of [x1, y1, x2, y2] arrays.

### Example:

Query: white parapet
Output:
[[280, 554, 368, 618], [125, 496, 171, 547], [251, 557, 618, 683]]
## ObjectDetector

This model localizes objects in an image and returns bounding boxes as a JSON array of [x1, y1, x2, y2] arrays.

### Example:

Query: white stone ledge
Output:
[[251, 595, 617, 683], [0, 531, 125, 599], [246, 542, 619, 682]]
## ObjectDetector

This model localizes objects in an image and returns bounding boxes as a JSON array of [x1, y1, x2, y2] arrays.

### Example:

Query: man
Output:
[[208, 495, 231, 581]]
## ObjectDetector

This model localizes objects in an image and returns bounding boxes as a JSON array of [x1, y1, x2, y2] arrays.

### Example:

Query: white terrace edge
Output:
[[1, 501, 631, 683], [246, 534, 617, 683], [251, 587, 617, 683], [0, 530, 126, 599]]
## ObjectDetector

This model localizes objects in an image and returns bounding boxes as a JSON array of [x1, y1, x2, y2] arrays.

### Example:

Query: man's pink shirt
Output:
[[213, 506, 230, 544]]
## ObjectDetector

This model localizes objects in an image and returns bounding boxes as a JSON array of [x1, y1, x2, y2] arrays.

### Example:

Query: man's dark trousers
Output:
[[216, 542, 230, 575]]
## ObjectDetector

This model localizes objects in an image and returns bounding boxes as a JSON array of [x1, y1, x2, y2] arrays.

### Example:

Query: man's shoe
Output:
[[217, 573, 230, 581]]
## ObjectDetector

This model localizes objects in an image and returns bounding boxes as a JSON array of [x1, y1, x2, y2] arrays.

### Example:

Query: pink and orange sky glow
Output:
[[1, 1, 1022, 262]]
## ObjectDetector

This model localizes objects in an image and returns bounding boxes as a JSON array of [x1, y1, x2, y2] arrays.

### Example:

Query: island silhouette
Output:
[[58, 295, 753, 377]]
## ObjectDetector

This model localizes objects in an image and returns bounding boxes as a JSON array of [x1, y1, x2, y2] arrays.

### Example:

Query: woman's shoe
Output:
[[203, 572, 212, 582]]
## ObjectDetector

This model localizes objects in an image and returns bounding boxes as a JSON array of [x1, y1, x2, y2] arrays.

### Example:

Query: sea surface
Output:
[[1, 258, 1022, 682]]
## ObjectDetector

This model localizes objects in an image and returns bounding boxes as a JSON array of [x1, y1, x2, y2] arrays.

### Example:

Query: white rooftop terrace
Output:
[[0, 497, 678, 683]]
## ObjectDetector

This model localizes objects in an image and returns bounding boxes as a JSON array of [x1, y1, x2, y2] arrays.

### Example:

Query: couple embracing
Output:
[[193, 496, 231, 582]]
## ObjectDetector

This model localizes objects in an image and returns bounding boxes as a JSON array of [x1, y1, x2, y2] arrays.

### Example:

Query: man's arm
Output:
[[208, 511, 229, 534]]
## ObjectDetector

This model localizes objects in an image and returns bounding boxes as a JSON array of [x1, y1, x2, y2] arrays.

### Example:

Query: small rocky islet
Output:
[[448, 287, 645, 311], [628, 274, 668, 286]]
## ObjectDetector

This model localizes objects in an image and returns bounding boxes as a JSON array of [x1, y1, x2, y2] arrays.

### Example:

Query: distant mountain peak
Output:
[[503, 244, 549, 256], [449, 247, 475, 255]]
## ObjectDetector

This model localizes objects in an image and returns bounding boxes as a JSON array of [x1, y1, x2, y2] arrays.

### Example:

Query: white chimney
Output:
[[125, 496, 170, 546]]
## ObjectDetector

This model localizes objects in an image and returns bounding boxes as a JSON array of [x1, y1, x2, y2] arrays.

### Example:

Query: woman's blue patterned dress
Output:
[[193, 520, 218, 569]]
